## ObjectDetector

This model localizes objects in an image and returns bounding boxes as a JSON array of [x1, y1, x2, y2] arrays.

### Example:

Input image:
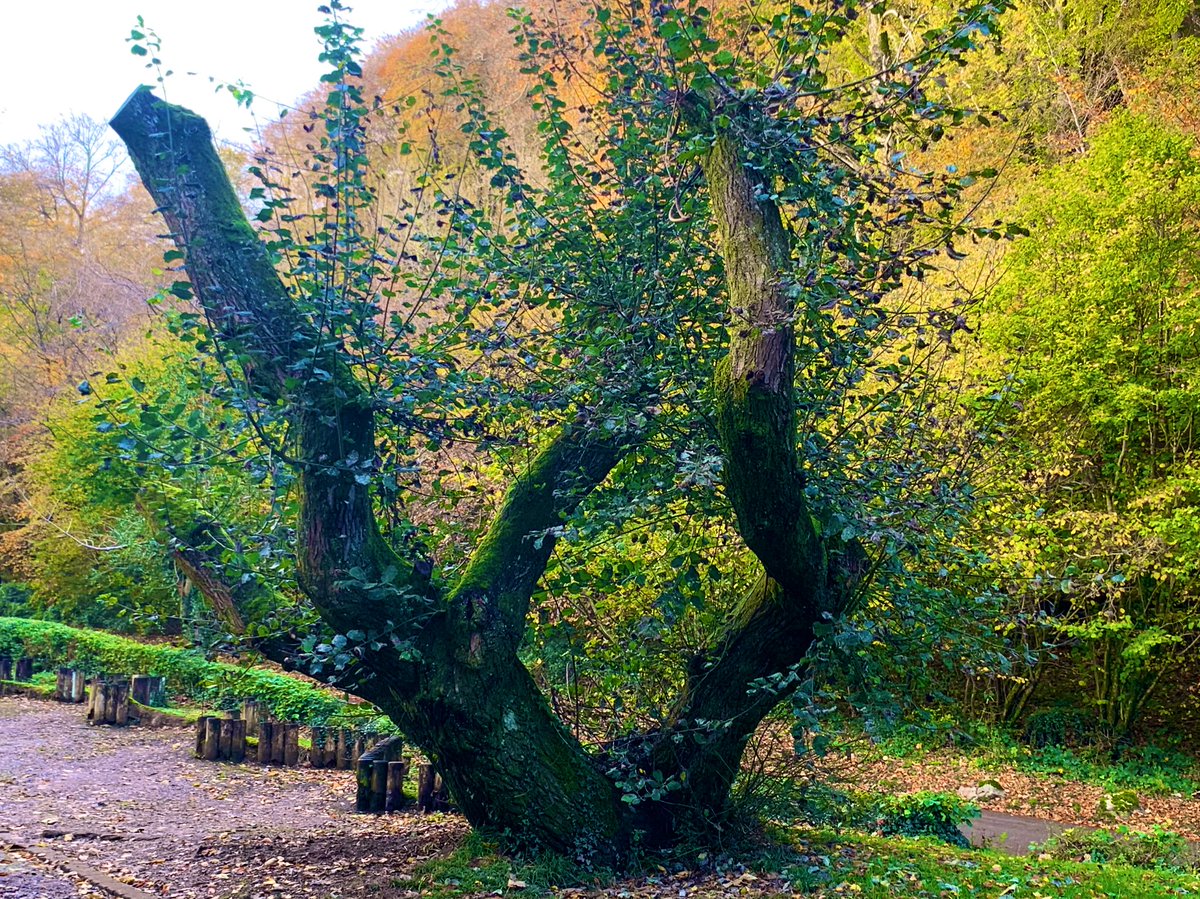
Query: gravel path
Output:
[[0, 696, 456, 897]]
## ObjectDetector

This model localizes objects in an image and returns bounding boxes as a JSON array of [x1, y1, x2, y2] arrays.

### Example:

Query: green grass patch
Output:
[[784, 826, 1200, 897], [414, 829, 610, 897], [406, 825, 1200, 899], [0, 617, 396, 733]]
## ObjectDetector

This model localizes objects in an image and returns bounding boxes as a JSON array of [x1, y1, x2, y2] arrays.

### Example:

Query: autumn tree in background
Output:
[[0, 116, 165, 609]]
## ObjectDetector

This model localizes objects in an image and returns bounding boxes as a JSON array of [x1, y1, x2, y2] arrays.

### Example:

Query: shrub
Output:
[[0, 617, 396, 733], [1034, 826, 1200, 873], [799, 785, 979, 848], [1022, 707, 1100, 749]]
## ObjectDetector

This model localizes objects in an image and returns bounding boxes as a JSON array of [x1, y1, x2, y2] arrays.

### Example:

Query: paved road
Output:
[[961, 810, 1081, 855]]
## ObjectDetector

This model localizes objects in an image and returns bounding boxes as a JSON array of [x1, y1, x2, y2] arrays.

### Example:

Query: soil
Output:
[[0, 697, 467, 897]]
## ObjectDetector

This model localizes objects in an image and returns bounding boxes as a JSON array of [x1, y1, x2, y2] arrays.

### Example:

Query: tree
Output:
[[973, 113, 1200, 734], [111, 0, 1010, 859], [1, 114, 125, 247]]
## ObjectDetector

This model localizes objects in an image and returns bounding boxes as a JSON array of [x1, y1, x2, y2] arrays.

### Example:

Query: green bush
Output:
[[0, 617, 396, 734], [799, 785, 979, 849], [875, 792, 979, 848], [1034, 826, 1200, 873], [1022, 707, 1100, 749]]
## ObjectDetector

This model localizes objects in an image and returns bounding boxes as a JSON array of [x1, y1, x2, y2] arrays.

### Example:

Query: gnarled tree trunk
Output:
[[111, 86, 862, 858]]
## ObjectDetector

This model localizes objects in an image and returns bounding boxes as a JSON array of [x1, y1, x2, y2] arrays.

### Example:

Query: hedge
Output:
[[0, 617, 396, 734]]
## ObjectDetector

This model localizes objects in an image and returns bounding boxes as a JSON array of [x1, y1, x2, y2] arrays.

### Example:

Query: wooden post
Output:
[[310, 726, 338, 767], [371, 758, 388, 812], [417, 763, 438, 813], [87, 678, 129, 726], [203, 717, 222, 761], [55, 668, 71, 701], [229, 717, 246, 763], [356, 754, 374, 811], [131, 675, 149, 705], [196, 715, 246, 762], [113, 681, 129, 726], [270, 722, 286, 765], [258, 721, 275, 765], [130, 675, 165, 706], [386, 759, 409, 812], [86, 677, 101, 722], [195, 715, 213, 757], [0, 657, 11, 681], [242, 699, 266, 737], [69, 669, 85, 702], [335, 728, 350, 769], [282, 723, 300, 767], [218, 718, 235, 759], [15, 657, 32, 681]]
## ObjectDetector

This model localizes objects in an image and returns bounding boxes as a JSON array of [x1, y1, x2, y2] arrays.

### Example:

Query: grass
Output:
[[413, 825, 1200, 898], [413, 829, 604, 897], [790, 827, 1200, 897]]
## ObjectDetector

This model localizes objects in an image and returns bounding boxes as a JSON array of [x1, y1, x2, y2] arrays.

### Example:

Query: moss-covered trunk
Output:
[[631, 103, 866, 839], [112, 88, 633, 858], [112, 86, 865, 860]]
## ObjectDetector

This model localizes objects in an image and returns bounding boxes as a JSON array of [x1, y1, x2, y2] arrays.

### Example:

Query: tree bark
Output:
[[110, 86, 866, 859]]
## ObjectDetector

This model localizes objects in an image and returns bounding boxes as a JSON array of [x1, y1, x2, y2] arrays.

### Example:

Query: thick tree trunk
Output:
[[111, 86, 864, 860], [112, 88, 633, 859]]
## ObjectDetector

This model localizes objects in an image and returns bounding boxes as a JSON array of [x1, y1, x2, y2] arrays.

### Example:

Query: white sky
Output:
[[0, 0, 448, 146]]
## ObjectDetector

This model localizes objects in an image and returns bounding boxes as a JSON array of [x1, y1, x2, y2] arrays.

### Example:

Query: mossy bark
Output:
[[630, 109, 869, 839], [112, 87, 869, 859], [113, 89, 632, 858]]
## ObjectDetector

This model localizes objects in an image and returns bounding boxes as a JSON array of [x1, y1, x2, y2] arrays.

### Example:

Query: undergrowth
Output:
[[868, 714, 1200, 796], [0, 617, 395, 732], [415, 824, 1200, 898]]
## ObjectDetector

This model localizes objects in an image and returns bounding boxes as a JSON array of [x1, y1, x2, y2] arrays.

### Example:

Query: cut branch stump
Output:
[[86, 678, 130, 726], [55, 669, 86, 703]]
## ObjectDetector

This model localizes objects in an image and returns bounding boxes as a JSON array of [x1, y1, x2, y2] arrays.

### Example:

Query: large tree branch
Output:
[[640, 107, 877, 827], [699, 117, 827, 607], [110, 88, 306, 401], [448, 424, 628, 650], [110, 88, 432, 632]]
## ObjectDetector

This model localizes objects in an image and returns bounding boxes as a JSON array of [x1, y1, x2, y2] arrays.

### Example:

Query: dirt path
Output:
[[961, 811, 1075, 855], [0, 697, 465, 897]]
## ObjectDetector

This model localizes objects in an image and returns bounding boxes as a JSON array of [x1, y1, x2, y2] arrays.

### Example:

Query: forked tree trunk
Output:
[[111, 87, 860, 858]]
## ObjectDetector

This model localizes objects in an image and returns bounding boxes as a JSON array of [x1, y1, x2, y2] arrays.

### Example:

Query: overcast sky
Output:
[[0, 0, 447, 146]]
